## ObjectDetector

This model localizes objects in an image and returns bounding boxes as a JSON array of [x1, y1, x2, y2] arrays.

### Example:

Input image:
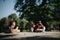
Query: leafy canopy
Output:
[[14, 0, 60, 23]]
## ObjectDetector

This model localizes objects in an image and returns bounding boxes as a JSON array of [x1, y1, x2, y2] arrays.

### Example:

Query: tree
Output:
[[8, 13, 19, 25], [0, 13, 22, 32], [14, 0, 53, 22], [8, 13, 21, 27], [14, 0, 60, 30], [8, 13, 17, 20], [0, 17, 9, 32]]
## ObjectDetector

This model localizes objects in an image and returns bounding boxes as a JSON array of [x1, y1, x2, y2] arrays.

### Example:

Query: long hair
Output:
[[9, 20, 17, 29]]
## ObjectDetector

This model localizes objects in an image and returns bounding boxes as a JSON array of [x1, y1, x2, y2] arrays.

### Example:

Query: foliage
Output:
[[0, 17, 9, 32], [0, 13, 21, 32], [8, 13, 17, 20], [14, 0, 60, 31], [0, 0, 60, 32]]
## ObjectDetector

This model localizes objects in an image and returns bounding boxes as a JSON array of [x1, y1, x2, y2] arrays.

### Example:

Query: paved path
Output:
[[0, 32, 60, 40]]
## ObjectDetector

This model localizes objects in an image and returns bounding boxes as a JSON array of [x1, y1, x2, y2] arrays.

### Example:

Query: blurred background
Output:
[[0, 0, 60, 32]]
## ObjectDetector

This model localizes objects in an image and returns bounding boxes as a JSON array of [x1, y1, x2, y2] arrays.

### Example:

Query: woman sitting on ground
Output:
[[36, 21, 46, 32], [9, 20, 20, 33], [31, 23, 35, 32]]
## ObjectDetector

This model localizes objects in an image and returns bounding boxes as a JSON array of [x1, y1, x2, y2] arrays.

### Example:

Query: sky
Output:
[[0, 0, 19, 19], [0, 0, 42, 19]]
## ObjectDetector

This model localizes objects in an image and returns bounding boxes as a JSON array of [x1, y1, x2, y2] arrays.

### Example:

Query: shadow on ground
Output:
[[0, 36, 60, 40], [0, 35, 14, 38]]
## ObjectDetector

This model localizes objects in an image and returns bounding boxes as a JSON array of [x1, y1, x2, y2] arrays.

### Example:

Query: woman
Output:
[[9, 20, 20, 33], [31, 23, 35, 32], [36, 21, 46, 32]]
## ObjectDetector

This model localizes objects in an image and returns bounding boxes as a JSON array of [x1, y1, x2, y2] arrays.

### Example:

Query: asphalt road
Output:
[[0, 32, 60, 40]]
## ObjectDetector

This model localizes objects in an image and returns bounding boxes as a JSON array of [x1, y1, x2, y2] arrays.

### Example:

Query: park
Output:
[[0, 0, 60, 40]]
